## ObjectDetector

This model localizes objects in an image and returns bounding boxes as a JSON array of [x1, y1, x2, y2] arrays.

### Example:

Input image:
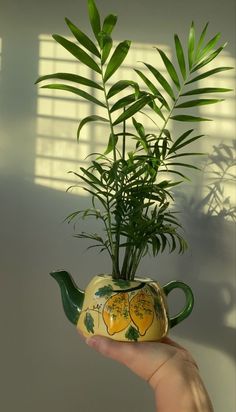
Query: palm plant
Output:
[[36, 0, 232, 280]]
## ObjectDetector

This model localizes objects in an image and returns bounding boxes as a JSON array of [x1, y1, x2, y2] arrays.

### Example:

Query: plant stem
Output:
[[101, 64, 120, 277]]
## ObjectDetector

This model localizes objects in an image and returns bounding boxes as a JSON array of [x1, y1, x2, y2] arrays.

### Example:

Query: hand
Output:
[[85, 335, 214, 412]]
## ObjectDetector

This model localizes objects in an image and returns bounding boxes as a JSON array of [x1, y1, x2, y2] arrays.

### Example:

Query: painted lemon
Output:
[[102, 292, 131, 335], [130, 289, 154, 335]]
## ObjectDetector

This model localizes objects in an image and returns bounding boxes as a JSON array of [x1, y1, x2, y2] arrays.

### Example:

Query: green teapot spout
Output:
[[50, 270, 85, 325]]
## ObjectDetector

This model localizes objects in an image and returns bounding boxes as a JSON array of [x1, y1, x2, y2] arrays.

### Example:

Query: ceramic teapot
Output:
[[51, 271, 194, 342]]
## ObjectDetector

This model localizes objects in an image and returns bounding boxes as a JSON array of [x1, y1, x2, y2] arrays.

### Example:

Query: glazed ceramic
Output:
[[51, 271, 194, 342]]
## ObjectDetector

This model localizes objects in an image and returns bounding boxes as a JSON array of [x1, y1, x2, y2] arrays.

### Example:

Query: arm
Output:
[[85, 336, 214, 412]]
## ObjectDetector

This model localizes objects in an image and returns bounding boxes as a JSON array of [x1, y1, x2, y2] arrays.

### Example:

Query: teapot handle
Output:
[[162, 281, 194, 328]]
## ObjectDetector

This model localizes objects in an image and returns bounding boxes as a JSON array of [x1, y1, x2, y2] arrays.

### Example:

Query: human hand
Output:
[[85, 335, 214, 412], [85, 335, 196, 388]]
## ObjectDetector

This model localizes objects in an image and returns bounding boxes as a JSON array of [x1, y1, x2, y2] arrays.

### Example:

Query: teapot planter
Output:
[[51, 271, 194, 341]]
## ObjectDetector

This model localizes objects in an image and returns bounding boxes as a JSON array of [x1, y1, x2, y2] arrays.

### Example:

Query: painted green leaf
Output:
[[102, 14, 117, 35], [113, 95, 151, 125], [188, 21, 195, 69], [35, 72, 103, 90], [77, 115, 109, 140], [41, 84, 106, 108], [52, 34, 102, 74], [144, 63, 175, 100], [186, 67, 233, 84], [181, 87, 232, 96], [174, 34, 186, 80], [113, 279, 131, 288], [125, 325, 140, 341], [156, 48, 180, 90], [95, 285, 113, 297], [84, 312, 94, 333], [176, 98, 224, 108], [88, 0, 101, 42], [65, 18, 100, 57], [171, 114, 211, 122], [104, 40, 131, 82]]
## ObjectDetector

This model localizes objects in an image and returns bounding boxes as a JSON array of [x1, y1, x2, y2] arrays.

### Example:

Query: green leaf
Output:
[[104, 40, 131, 82], [52, 34, 102, 74], [134, 69, 170, 111], [192, 44, 227, 72], [84, 312, 95, 333], [65, 18, 100, 57], [196, 32, 221, 62], [168, 130, 203, 153], [125, 325, 140, 341], [35, 72, 103, 90], [181, 87, 232, 96], [174, 34, 186, 80], [80, 166, 105, 186], [132, 118, 145, 138], [148, 100, 166, 120], [95, 285, 114, 297], [102, 14, 117, 35], [166, 162, 200, 170], [156, 48, 180, 90], [176, 98, 224, 108], [101, 35, 113, 64], [110, 93, 136, 113], [144, 63, 175, 100], [167, 152, 204, 159], [41, 84, 106, 107], [135, 69, 161, 95], [171, 114, 211, 122], [77, 115, 109, 140], [104, 133, 118, 155], [186, 67, 233, 84], [87, 0, 101, 42], [113, 95, 152, 125], [195, 22, 209, 60], [188, 22, 195, 69], [107, 80, 139, 99]]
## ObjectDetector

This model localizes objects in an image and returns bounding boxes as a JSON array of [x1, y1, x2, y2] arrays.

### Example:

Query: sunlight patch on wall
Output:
[[35, 35, 170, 193]]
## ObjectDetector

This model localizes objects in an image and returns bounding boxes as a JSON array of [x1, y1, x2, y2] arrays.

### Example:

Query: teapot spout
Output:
[[50, 270, 85, 325]]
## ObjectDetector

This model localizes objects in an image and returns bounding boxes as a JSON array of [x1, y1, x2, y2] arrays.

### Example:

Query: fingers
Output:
[[85, 335, 178, 383], [86, 335, 138, 365]]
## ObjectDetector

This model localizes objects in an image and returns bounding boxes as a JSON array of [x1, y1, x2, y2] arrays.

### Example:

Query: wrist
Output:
[[149, 354, 214, 412]]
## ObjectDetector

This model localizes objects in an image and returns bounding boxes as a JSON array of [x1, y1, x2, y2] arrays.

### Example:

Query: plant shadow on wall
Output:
[[173, 140, 236, 360]]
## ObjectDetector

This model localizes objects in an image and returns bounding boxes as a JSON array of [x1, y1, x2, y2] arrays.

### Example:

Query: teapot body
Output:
[[78, 274, 170, 341]]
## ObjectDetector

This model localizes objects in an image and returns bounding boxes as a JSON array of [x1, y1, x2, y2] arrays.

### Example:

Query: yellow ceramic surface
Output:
[[77, 274, 169, 341]]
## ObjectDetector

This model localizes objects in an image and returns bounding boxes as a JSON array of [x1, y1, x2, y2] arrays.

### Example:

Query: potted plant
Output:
[[36, 0, 232, 341]]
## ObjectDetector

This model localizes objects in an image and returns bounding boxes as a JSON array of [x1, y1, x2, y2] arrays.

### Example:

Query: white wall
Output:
[[0, 0, 235, 411]]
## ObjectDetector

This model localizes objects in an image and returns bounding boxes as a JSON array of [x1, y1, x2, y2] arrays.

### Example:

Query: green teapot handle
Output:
[[162, 281, 194, 328]]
